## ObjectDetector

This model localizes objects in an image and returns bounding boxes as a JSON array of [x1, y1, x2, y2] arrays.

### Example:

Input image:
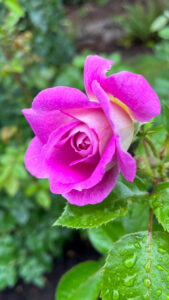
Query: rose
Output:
[[23, 55, 160, 206]]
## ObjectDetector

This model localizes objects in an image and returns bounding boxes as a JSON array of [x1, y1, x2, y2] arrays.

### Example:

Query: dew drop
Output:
[[144, 263, 149, 273], [158, 247, 166, 254], [152, 273, 156, 278], [134, 242, 141, 249], [155, 289, 162, 296], [124, 254, 137, 268], [144, 278, 151, 288], [123, 274, 136, 287], [158, 257, 162, 262], [112, 290, 119, 300], [157, 264, 164, 271]]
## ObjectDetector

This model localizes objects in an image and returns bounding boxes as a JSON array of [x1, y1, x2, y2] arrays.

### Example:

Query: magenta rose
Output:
[[23, 55, 160, 206]]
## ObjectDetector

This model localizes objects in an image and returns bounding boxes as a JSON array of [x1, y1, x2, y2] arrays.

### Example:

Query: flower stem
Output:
[[142, 139, 152, 175], [144, 136, 159, 158]]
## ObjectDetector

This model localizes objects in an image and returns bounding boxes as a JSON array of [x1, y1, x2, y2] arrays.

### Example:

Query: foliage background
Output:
[[0, 0, 169, 298]]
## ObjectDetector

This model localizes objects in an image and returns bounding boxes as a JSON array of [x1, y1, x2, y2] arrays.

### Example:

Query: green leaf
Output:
[[0, 264, 17, 289], [0, 235, 17, 289], [54, 176, 147, 229], [122, 202, 149, 234], [88, 201, 149, 254], [36, 190, 51, 209], [150, 189, 169, 232], [150, 15, 168, 32], [159, 26, 169, 40], [101, 231, 169, 300], [88, 221, 126, 254], [136, 125, 167, 156], [3, 11, 20, 29], [155, 181, 169, 192], [56, 261, 102, 300], [3, 0, 24, 17], [54, 199, 128, 229], [4, 175, 19, 196]]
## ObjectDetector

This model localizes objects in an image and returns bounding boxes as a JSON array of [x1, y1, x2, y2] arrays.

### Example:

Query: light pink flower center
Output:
[[73, 132, 90, 151]]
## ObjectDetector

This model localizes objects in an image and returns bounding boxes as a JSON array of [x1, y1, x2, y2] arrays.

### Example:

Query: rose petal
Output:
[[92, 80, 134, 151], [44, 124, 96, 185], [84, 55, 114, 99], [49, 178, 75, 194], [84, 55, 161, 121], [73, 134, 116, 191], [32, 86, 99, 112], [115, 136, 136, 182], [70, 124, 98, 157], [25, 137, 47, 178], [104, 71, 161, 122], [48, 133, 116, 194], [64, 165, 119, 206], [22, 108, 74, 144]]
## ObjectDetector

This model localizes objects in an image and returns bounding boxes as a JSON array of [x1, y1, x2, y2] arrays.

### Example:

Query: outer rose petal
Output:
[[25, 137, 47, 178], [32, 86, 99, 112], [115, 136, 136, 182], [49, 179, 76, 194], [92, 80, 134, 151], [64, 165, 119, 206], [22, 108, 74, 144], [84, 55, 114, 100], [84, 55, 161, 122]]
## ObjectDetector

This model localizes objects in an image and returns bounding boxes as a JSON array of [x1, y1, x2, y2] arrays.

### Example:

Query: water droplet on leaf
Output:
[[144, 263, 149, 272], [124, 254, 137, 268], [157, 264, 164, 271], [158, 248, 166, 254], [134, 242, 141, 249], [155, 289, 162, 296], [144, 278, 151, 288], [123, 274, 136, 287]]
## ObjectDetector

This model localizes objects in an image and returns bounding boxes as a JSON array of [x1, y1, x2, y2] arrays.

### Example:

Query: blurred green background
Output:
[[0, 0, 169, 296]]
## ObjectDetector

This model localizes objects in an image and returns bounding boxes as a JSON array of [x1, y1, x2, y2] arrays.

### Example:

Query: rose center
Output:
[[73, 132, 91, 152]]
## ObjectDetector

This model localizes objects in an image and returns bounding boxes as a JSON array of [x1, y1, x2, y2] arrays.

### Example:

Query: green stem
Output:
[[142, 139, 152, 175], [160, 134, 169, 160], [144, 136, 159, 158]]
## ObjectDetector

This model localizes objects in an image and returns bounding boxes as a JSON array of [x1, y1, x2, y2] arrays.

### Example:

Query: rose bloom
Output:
[[23, 55, 160, 206]]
